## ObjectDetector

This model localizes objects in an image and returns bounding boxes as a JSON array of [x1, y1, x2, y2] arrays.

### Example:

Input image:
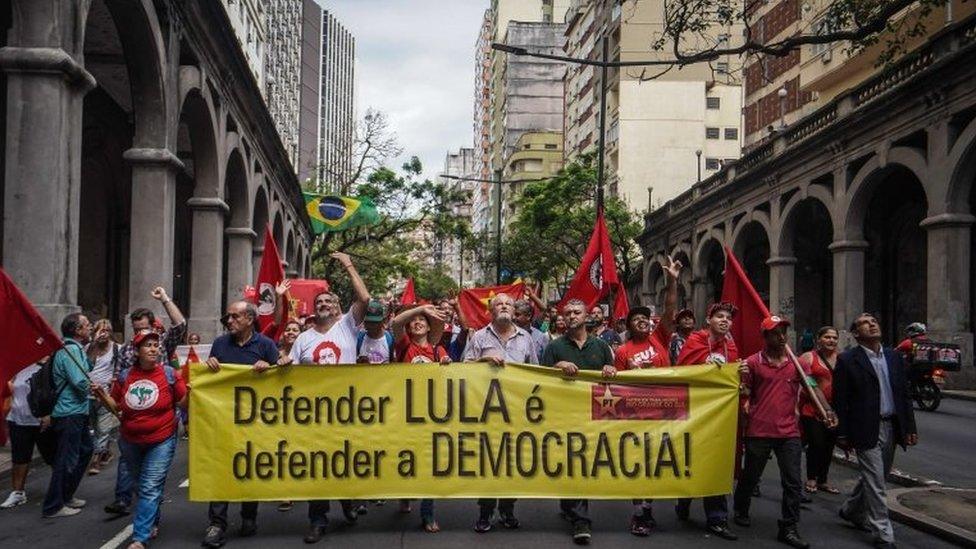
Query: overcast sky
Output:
[[327, 0, 486, 181]]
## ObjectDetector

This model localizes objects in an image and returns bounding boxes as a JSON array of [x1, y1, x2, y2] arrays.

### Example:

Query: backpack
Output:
[[27, 341, 84, 418], [356, 330, 394, 363]]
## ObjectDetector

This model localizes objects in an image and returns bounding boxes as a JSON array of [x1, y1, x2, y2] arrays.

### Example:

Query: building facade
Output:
[[439, 148, 479, 285], [221, 0, 266, 91], [0, 0, 313, 340], [562, 0, 743, 211], [634, 13, 976, 387], [316, 10, 356, 192], [297, 0, 324, 184], [264, 0, 303, 169]]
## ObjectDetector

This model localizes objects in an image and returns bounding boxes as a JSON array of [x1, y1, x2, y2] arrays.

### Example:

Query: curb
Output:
[[886, 487, 976, 548], [944, 390, 976, 403], [830, 451, 940, 488]]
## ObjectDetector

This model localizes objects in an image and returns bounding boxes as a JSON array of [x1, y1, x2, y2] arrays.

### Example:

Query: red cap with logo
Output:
[[131, 328, 161, 348], [760, 315, 791, 332]]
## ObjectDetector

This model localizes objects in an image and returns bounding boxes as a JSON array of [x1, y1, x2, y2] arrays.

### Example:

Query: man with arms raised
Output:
[[288, 252, 370, 544]]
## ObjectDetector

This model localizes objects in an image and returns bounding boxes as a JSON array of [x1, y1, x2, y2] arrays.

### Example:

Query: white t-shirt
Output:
[[290, 313, 359, 365], [88, 343, 119, 388], [7, 364, 42, 426], [358, 333, 391, 364]]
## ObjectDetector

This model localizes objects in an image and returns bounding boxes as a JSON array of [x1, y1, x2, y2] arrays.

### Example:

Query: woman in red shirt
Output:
[[389, 304, 450, 531], [797, 326, 839, 494], [108, 329, 187, 549]]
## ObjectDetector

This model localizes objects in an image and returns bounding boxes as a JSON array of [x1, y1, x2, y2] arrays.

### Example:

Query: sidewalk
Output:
[[944, 389, 976, 402], [888, 487, 976, 547]]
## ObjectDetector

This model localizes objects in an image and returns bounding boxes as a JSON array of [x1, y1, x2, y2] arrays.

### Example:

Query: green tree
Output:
[[495, 152, 642, 293]]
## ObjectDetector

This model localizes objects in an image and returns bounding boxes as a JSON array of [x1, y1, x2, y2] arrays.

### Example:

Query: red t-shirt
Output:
[[395, 335, 447, 363], [111, 366, 187, 445], [614, 322, 671, 369], [741, 351, 811, 438], [675, 329, 739, 366], [799, 352, 833, 418]]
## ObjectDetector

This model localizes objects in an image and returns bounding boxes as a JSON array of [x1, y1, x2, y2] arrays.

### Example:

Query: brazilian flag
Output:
[[304, 192, 380, 234]]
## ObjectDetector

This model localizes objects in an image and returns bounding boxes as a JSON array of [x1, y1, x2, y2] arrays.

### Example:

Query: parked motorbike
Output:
[[908, 364, 945, 411]]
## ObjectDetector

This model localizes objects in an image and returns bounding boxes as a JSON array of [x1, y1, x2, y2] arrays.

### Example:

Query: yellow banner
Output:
[[189, 362, 739, 501]]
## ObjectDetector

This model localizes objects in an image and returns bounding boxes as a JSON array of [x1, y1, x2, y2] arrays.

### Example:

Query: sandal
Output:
[[150, 526, 159, 539], [804, 481, 818, 493], [818, 484, 840, 494], [422, 519, 440, 533]]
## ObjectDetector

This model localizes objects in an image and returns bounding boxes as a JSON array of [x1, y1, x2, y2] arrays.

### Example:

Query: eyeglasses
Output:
[[220, 312, 248, 327]]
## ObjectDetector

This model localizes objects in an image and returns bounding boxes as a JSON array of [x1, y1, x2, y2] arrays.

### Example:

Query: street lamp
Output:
[[778, 87, 788, 128], [439, 173, 546, 284], [695, 149, 702, 184]]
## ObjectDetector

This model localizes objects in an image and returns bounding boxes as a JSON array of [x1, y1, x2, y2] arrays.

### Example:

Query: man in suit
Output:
[[833, 313, 918, 549]]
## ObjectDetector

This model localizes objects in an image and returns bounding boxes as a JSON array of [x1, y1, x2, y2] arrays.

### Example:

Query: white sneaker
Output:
[[65, 498, 86, 509], [0, 491, 26, 509], [44, 506, 81, 518]]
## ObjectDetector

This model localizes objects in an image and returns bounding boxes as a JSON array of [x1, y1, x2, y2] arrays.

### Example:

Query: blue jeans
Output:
[[42, 414, 93, 516], [120, 434, 177, 543], [114, 444, 135, 506]]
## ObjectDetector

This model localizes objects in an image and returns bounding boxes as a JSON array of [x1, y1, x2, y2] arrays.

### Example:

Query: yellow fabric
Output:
[[189, 362, 739, 501]]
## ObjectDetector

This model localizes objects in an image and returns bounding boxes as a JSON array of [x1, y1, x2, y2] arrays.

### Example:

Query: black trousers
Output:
[[801, 415, 836, 484], [675, 495, 728, 525], [208, 501, 258, 530], [477, 498, 516, 517], [733, 437, 803, 527], [308, 499, 354, 526]]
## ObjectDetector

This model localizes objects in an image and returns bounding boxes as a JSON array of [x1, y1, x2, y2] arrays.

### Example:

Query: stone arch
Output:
[[732, 220, 771, 304], [224, 149, 250, 227], [286, 230, 297, 273], [946, 115, 976, 212], [251, 186, 270, 274], [667, 243, 693, 310], [775, 184, 835, 255], [730, 210, 771, 257], [693, 227, 726, 278], [844, 147, 929, 239], [780, 197, 834, 333], [694, 238, 726, 320], [222, 149, 251, 305], [272, 210, 285, 252]]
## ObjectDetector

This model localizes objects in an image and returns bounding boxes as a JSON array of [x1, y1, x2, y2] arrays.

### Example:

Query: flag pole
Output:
[[785, 344, 834, 422]]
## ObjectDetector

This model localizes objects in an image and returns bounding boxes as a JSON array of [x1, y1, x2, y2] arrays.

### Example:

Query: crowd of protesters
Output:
[[1, 252, 919, 549]]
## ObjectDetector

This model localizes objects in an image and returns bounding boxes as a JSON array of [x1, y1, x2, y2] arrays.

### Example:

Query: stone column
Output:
[[225, 227, 256, 305], [691, 276, 710, 323], [829, 240, 868, 344], [767, 256, 797, 344], [186, 197, 227, 340], [252, 244, 264, 277], [125, 149, 183, 334], [921, 213, 975, 387], [0, 28, 96, 323]]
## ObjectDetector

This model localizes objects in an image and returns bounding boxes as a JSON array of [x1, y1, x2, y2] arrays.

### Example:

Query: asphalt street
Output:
[[1, 398, 971, 548]]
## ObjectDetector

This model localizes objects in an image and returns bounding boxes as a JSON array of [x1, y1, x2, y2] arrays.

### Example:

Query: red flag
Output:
[[255, 226, 289, 338], [0, 268, 63, 395], [287, 279, 330, 317], [400, 278, 416, 305], [558, 210, 629, 319], [458, 282, 526, 329], [721, 247, 770, 359]]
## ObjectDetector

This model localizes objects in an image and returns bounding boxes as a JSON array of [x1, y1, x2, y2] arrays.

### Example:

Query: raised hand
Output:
[[276, 279, 292, 296], [662, 254, 682, 279], [151, 286, 169, 301], [330, 252, 352, 267]]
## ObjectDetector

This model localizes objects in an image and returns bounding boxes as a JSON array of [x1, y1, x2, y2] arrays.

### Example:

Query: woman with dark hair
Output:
[[798, 326, 840, 494], [86, 319, 121, 475]]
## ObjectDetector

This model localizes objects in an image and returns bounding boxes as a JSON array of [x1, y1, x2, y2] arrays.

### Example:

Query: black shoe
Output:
[[474, 516, 492, 533], [104, 500, 131, 516], [708, 522, 739, 540], [675, 504, 690, 521], [342, 504, 358, 523], [800, 492, 813, 504], [839, 508, 871, 532], [778, 527, 810, 549], [354, 503, 369, 516], [752, 485, 761, 497], [874, 542, 896, 549], [572, 521, 592, 545], [498, 512, 520, 529], [201, 525, 225, 548], [240, 518, 257, 537], [303, 524, 326, 544], [733, 512, 751, 527]]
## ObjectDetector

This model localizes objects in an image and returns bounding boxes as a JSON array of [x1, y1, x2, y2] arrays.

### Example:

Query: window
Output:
[[706, 97, 721, 109], [705, 158, 721, 170], [523, 143, 532, 150], [706, 127, 720, 139], [724, 127, 738, 140], [544, 143, 558, 150]]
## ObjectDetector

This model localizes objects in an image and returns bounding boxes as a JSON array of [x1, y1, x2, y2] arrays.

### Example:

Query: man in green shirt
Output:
[[540, 298, 616, 545]]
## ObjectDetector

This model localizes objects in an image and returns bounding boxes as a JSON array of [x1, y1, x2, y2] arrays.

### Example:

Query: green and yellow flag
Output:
[[303, 193, 380, 234]]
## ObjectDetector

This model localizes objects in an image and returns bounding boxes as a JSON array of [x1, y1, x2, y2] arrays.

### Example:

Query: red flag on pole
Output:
[[558, 209, 629, 319], [458, 282, 526, 329], [255, 225, 289, 338], [400, 278, 416, 306], [720, 247, 770, 359], [0, 267, 63, 398]]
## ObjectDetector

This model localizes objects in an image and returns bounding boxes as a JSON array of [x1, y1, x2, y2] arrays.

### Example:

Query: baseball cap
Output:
[[761, 315, 791, 332], [364, 299, 387, 322], [131, 329, 160, 348], [626, 306, 653, 325]]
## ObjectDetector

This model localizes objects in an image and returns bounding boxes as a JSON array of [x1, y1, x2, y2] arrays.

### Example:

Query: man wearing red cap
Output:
[[732, 316, 835, 549], [673, 301, 739, 540], [613, 255, 681, 536]]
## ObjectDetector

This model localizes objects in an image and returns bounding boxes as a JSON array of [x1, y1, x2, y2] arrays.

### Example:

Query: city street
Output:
[[1, 399, 971, 549]]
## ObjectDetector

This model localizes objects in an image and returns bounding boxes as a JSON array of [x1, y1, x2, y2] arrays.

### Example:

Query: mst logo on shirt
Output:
[[125, 379, 160, 410], [312, 341, 343, 364]]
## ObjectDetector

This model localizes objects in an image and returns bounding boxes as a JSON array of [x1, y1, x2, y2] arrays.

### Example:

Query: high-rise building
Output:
[[297, 0, 324, 184], [562, 0, 743, 211], [265, 0, 302, 169], [472, 10, 494, 243], [439, 148, 479, 285], [317, 10, 356, 193], [221, 0, 267, 90]]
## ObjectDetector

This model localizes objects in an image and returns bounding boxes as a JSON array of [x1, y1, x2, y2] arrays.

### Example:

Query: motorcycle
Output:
[[908, 363, 945, 411]]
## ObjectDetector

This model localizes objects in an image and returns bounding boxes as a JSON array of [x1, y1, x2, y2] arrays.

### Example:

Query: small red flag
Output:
[[558, 210, 629, 319], [400, 278, 416, 306], [721, 247, 770, 359], [287, 279, 330, 317], [458, 282, 526, 329], [0, 268, 63, 393], [255, 225, 290, 339]]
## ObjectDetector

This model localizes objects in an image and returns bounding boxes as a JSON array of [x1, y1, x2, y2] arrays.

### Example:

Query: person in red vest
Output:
[[673, 301, 739, 541], [613, 255, 681, 536]]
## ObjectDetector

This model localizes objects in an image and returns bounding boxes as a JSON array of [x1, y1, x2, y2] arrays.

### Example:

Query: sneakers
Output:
[[303, 524, 326, 544], [498, 511, 520, 529], [777, 526, 810, 548], [43, 506, 81, 518], [354, 503, 369, 516], [65, 498, 86, 509], [104, 500, 131, 515], [473, 516, 492, 533], [839, 508, 871, 532], [277, 501, 294, 512], [630, 514, 652, 536], [572, 521, 592, 545], [126, 542, 146, 549], [201, 525, 225, 548], [707, 521, 739, 540], [0, 490, 27, 509], [240, 518, 257, 537]]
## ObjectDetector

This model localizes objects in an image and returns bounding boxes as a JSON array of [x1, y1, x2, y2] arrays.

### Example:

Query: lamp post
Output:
[[778, 87, 788, 129], [695, 149, 702, 183]]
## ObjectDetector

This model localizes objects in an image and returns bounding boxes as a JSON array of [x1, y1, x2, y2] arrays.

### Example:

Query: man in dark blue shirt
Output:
[[202, 301, 283, 548]]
